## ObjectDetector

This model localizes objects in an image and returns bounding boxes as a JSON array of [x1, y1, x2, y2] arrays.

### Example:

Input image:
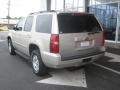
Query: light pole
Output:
[[47, 0, 51, 11], [8, 0, 10, 25], [63, 0, 65, 11]]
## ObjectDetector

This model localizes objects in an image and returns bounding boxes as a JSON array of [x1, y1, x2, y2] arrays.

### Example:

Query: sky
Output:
[[0, 0, 84, 18], [0, 0, 42, 18]]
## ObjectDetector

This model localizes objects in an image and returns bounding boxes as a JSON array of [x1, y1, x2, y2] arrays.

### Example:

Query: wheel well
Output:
[[29, 44, 40, 55], [7, 36, 11, 40], [7, 36, 11, 42]]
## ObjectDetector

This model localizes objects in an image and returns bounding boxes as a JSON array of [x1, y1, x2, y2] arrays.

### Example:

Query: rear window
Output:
[[57, 13, 102, 34]]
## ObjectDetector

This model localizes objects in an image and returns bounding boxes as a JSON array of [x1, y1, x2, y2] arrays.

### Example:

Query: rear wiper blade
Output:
[[88, 31, 100, 35]]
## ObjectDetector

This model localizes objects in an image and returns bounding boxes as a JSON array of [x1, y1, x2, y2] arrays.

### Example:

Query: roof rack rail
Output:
[[29, 10, 56, 15]]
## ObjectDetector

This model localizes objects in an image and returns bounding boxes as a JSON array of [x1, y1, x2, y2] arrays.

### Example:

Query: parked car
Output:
[[7, 11, 105, 76]]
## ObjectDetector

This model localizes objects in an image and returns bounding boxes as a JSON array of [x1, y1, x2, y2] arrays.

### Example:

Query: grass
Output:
[[0, 26, 8, 31]]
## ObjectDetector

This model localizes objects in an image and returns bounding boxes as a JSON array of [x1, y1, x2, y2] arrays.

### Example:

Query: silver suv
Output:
[[7, 11, 105, 76]]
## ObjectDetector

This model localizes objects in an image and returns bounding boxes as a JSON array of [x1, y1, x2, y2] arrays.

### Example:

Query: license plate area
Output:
[[75, 39, 95, 50], [80, 40, 94, 47], [81, 41, 90, 47]]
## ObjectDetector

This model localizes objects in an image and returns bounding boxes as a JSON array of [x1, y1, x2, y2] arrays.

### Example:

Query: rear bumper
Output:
[[61, 51, 105, 61], [41, 51, 105, 68]]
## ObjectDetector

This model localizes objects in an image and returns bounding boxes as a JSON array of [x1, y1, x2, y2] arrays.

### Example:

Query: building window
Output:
[[65, 0, 84, 12], [51, 0, 84, 12], [88, 2, 118, 41]]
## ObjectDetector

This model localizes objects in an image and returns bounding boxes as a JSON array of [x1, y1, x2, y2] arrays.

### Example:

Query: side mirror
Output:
[[13, 26, 22, 31], [13, 26, 17, 30], [17, 27, 22, 31]]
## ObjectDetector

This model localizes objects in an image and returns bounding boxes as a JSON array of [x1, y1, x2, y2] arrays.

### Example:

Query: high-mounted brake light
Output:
[[50, 34, 59, 53]]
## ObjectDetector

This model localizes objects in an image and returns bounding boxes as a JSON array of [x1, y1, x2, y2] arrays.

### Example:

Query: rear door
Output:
[[20, 16, 34, 54], [57, 13, 104, 60]]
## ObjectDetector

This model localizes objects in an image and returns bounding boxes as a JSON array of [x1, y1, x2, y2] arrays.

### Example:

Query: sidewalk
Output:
[[106, 47, 120, 55]]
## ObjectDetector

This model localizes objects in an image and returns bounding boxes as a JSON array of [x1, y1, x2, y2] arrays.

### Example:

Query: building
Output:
[[0, 18, 19, 30], [0, 19, 19, 25], [42, 0, 120, 47], [87, 0, 120, 47]]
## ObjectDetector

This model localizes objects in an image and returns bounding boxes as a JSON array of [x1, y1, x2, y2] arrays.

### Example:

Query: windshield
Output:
[[57, 13, 102, 34]]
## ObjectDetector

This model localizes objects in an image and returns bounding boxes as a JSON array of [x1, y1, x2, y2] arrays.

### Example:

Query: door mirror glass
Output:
[[13, 26, 22, 31], [17, 27, 22, 31], [13, 26, 16, 30]]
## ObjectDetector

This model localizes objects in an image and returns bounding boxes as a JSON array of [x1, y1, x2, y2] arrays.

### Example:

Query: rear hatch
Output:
[[57, 13, 104, 61]]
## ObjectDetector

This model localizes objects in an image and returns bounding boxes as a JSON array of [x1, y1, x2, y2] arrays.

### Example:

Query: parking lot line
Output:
[[93, 63, 120, 75], [105, 52, 120, 62], [36, 69, 87, 87], [0, 40, 5, 42]]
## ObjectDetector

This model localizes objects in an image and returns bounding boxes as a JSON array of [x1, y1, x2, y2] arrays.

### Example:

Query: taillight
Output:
[[50, 34, 59, 53], [101, 32, 105, 46]]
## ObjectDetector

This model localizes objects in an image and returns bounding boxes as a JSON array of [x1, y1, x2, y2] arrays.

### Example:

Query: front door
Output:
[[12, 18, 26, 51]]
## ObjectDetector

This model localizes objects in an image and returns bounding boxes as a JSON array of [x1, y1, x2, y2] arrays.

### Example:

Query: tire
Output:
[[8, 39, 16, 55], [31, 49, 48, 76]]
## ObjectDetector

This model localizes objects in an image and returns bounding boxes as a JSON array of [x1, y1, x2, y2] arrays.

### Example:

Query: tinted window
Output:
[[36, 14, 52, 33], [58, 13, 102, 34], [24, 16, 33, 32]]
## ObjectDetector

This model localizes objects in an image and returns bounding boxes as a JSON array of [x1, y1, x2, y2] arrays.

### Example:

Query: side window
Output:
[[16, 18, 25, 31], [24, 16, 33, 32], [36, 14, 52, 33]]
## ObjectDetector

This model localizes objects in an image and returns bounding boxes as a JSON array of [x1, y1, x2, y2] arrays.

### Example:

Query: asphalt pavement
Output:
[[0, 36, 120, 90]]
